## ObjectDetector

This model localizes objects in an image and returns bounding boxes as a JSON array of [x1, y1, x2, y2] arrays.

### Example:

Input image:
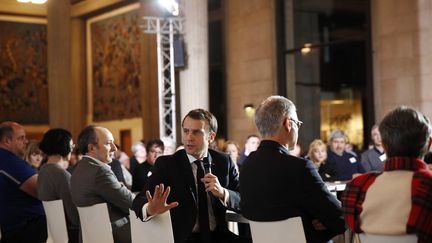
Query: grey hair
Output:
[[131, 141, 145, 154], [254, 96, 296, 138], [329, 129, 347, 142]]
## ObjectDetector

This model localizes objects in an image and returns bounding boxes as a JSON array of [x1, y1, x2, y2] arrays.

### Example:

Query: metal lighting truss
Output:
[[141, 16, 184, 142]]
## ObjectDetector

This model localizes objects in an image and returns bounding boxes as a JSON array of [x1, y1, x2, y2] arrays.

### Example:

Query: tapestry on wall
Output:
[[88, 3, 143, 122], [0, 17, 48, 124]]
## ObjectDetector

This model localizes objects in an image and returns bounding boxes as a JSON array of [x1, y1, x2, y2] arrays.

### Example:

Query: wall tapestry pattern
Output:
[[0, 19, 48, 124], [89, 6, 143, 121]]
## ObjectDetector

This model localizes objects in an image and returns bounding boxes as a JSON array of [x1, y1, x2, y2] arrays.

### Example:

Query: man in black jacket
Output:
[[240, 96, 346, 243], [132, 109, 248, 243]]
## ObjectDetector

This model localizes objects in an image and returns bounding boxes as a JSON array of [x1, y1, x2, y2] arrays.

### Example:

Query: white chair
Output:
[[129, 209, 174, 243], [77, 203, 114, 243], [358, 233, 417, 243], [42, 200, 69, 243], [249, 217, 306, 243]]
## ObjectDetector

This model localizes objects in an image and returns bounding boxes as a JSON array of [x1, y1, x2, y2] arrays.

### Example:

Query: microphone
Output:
[[203, 159, 212, 174]]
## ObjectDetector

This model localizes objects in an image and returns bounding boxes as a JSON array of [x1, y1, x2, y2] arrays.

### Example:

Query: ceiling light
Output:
[[16, 0, 47, 4], [159, 0, 179, 16]]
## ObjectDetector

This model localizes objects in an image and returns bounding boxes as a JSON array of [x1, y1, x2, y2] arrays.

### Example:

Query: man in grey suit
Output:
[[71, 125, 134, 243]]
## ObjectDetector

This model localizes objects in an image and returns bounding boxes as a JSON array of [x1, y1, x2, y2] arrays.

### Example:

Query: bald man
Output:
[[71, 125, 134, 243]]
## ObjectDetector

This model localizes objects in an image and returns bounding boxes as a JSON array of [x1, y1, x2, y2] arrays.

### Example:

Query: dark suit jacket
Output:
[[240, 140, 345, 243], [131, 161, 152, 192], [132, 149, 241, 243]]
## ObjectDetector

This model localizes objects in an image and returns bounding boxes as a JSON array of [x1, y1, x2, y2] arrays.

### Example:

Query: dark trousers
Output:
[[1, 216, 47, 243]]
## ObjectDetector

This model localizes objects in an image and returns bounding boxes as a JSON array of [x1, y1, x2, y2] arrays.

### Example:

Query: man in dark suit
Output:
[[240, 96, 346, 243], [132, 109, 248, 243]]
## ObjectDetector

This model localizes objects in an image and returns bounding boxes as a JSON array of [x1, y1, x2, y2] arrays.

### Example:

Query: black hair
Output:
[[146, 139, 165, 152], [39, 128, 73, 157]]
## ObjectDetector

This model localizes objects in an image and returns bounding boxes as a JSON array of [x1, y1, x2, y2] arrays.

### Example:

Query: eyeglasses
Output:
[[289, 118, 303, 128]]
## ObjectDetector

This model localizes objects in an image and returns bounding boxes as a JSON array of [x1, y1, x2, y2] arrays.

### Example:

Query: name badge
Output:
[[349, 157, 357, 163], [379, 154, 387, 162]]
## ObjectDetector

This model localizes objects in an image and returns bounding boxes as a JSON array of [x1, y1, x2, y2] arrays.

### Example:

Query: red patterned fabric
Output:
[[342, 157, 432, 243]]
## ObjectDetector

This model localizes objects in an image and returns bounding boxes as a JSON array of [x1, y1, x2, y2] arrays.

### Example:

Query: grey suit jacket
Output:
[[71, 156, 134, 243]]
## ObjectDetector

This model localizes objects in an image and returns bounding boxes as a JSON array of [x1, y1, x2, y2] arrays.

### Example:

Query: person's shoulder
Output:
[[415, 169, 432, 183], [349, 171, 381, 187], [209, 149, 229, 160]]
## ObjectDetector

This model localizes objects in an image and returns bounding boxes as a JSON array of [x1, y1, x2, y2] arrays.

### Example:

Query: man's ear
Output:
[[283, 117, 291, 131], [208, 131, 216, 143], [87, 143, 95, 152]]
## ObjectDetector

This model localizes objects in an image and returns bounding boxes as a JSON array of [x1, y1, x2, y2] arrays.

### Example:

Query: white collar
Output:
[[186, 151, 208, 164]]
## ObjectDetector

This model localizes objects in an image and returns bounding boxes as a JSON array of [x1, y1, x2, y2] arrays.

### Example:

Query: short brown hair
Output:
[[182, 109, 218, 134]]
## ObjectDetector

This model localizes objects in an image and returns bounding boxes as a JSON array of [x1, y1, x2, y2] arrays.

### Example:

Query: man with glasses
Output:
[[240, 95, 345, 243], [132, 138, 164, 192]]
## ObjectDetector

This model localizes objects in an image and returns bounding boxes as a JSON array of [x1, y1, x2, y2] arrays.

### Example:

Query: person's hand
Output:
[[201, 173, 225, 199], [312, 219, 327, 231], [146, 183, 179, 216]]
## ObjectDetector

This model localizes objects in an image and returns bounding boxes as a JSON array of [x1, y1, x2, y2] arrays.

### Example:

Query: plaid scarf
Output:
[[342, 157, 432, 243]]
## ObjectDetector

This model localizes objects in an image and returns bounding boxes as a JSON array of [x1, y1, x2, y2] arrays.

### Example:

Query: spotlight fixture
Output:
[[159, 0, 179, 16]]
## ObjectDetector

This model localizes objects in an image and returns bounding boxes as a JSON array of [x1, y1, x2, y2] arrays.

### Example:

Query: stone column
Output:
[[179, 0, 209, 118], [47, 0, 86, 138], [371, 0, 432, 120]]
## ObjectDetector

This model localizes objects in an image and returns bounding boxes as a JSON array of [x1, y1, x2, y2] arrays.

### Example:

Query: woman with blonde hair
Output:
[[23, 140, 44, 170], [307, 139, 336, 181]]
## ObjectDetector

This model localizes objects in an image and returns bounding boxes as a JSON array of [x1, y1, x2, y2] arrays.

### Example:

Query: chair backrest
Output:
[[358, 233, 417, 243], [129, 210, 174, 243], [77, 203, 114, 243], [249, 217, 306, 243], [42, 200, 69, 243]]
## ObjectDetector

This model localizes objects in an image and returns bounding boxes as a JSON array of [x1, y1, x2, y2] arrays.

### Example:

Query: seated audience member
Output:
[[240, 96, 345, 243], [238, 134, 260, 168], [132, 109, 248, 243], [131, 139, 164, 192], [342, 106, 432, 242], [113, 145, 132, 188], [129, 141, 146, 174], [360, 125, 386, 172], [307, 139, 336, 181], [71, 125, 134, 243], [0, 121, 47, 243], [161, 136, 177, 155], [223, 140, 241, 167], [37, 128, 79, 243], [24, 140, 45, 170], [326, 129, 364, 181]]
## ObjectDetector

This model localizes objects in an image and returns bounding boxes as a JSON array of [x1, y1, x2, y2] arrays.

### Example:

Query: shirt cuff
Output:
[[142, 203, 156, 221], [219, 188, 229, 207]]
